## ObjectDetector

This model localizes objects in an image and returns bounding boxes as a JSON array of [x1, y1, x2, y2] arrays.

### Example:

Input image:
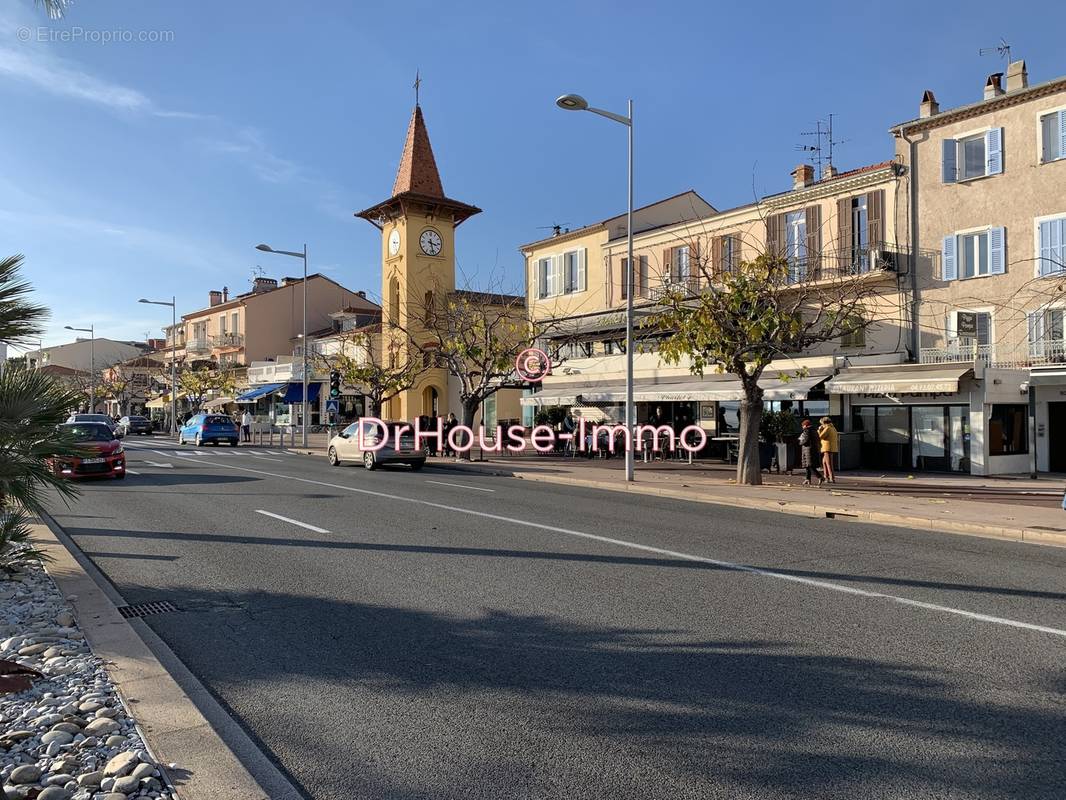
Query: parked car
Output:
[[66, 413, 121, 436], [49, 422, 126, 480], [327, 419, 425, 470], [179, 413, 239, 447], [118, 415, 153, 436]]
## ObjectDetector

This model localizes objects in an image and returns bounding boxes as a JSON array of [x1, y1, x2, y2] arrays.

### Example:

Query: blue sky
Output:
[[2, 0, 1065, 348]]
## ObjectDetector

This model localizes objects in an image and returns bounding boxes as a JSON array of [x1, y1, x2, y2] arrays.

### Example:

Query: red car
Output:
[[50, 422, 126, 480]]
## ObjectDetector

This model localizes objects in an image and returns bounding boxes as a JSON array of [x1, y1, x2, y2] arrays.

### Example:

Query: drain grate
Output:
[[117, 601, 180, 619]]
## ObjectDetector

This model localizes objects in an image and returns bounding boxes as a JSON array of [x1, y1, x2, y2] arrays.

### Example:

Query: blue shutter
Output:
[[942, 235, 957, 281], [985, 127, 1003, 175], [989, 226, 1005, 274], [1039, 220, 1055, 276], [1060, 111, 1066, 161], [942, 139, 957, 183]]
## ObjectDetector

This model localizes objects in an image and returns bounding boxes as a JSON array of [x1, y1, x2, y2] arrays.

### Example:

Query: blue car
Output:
[[179, 413, 239, 447]]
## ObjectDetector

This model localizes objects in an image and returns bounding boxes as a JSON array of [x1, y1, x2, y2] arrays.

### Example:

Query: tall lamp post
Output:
[[256, 243, 309, 448], [556, 93, 635, 482], [64, 324, 95, 413], [139, 297, 178, 436]]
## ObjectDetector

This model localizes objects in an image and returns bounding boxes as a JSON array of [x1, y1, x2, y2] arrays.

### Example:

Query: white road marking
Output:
[[252, 456, 283, 462], [255, 509, 330, 533], [425, 480, 495, 493], [143, 461, 173, 469], [124, 469, 141, 475], [266, 450, 283, 455], [244, 450, 267, 455], [156, 452, 1066, 639], [151, 450, 173, 457]]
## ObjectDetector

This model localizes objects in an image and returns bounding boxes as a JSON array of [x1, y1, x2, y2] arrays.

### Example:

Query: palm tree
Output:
[[35, 0, 72, 19], [0, 257, 84, 571]]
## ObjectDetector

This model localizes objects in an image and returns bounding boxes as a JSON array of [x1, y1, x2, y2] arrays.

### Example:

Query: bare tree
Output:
[[313, 324, 424, 417]]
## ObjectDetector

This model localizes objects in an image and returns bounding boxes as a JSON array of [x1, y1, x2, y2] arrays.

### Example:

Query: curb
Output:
[[426, 460, 1066, 549], [31, 518, 305, 800]]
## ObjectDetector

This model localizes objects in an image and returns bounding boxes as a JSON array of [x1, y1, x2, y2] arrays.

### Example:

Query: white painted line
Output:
[[151, 450, 172, 457], [124, 469, 141, 475], [158, 452, 1066, 640], [266, 450, 283, 455], [254, 509, 330, 533], [251, 456, 283, 462], [425, 480, 495, 493], [143, 461, 173, 469]]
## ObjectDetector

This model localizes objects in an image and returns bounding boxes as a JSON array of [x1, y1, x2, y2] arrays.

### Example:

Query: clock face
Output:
[[388, 229, 401, 256], [419, 229, 443, 256]]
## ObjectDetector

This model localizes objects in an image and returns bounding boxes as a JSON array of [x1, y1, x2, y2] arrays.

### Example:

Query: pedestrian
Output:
[[818, 416, 839, 484], [442, 412, 458, 457], [798, 419, 822, 486], [241, 409, 252, 443]]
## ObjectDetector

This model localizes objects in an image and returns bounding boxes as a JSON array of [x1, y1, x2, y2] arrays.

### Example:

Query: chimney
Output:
[[822, 164, 838, 180], [208, 290, 222, 307], [253, 277, 278, 293], [919, 90, 939, 118], [222, 286, 228, 302], [984, 72, 1004, 100], [1006, 60, 1028, 92], [791, 164, 815, 190]]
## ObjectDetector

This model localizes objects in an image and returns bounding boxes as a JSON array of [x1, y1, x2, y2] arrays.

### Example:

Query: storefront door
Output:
[[852, 405, 969, 472], [1049, 402, 1066, 472]]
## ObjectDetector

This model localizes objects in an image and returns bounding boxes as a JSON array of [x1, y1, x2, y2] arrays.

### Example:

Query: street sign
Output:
[[326, 399, 340, 413]]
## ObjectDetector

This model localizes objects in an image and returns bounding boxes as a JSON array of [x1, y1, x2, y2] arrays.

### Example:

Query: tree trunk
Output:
[[459, 400, 478, 461], [736, 393, 764, 485], [368, 397, 382, 417]]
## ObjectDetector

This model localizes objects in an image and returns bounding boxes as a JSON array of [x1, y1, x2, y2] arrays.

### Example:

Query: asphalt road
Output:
[[48, 436, 1066, 800]]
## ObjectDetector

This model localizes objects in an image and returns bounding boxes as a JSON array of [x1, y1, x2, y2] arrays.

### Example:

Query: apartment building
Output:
[[24, 338, 146, 373], [524, 165, 909, 457], [100, 353, 167, 417], [891, 60, 1066, 474]]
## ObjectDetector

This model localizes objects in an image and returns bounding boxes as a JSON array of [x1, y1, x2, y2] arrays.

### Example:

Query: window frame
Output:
[[1036, 104, 1066, 165], [988, 404, 1029, 456], [1034, 212, 1066, 278], [958, 132, 987, 181]]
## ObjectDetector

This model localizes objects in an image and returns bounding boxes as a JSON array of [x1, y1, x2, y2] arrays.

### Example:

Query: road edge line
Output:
[[33, 514, 306, 800]]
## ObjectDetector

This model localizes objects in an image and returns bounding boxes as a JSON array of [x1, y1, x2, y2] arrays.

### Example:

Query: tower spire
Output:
[[391, 103, 444, 198], [413, 69, 421, 106]]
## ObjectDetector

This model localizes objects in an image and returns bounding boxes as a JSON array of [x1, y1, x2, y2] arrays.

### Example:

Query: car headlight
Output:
[[114, 446, 124, 455]]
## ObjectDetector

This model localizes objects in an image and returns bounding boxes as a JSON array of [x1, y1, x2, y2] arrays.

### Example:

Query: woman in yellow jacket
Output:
[[817, 417, 839, 483]]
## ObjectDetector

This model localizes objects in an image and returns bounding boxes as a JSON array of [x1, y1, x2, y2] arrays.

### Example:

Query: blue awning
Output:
[[235, 382, 286, 403], [281, 382, 321, 404]]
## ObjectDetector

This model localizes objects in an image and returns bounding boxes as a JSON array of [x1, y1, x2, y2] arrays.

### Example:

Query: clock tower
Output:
[[356, 102, 481, 421]]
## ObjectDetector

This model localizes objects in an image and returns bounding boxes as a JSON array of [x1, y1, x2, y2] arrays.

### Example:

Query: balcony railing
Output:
[[186, 337, 211, 355], [920, 343, 994, 366], [213, 332, 244, 349], [920, 339, 1066, 369]]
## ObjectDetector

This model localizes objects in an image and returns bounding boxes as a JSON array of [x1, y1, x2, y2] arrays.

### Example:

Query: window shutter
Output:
[[985, 127, 1003, 175], [805, 205, 821, 272], [837, 198, 852, 257], [945, 312, 957, 341], [689, 240, 700, 286], [1059, 110, 1066, 161], [712, 236, 724, 275], [577, 248, 587, 291], [531, 259, 539, 299], [1029, 311, 1044, 358], [664, 247, 675, 282], [766, 214, 783, 258], [1039, 220, 1054, 276], [553, 255, 564, 295], [866, 189, 884, 249], [942, 139, 957, 183], [976, 312, 991, 346], [989, 226, 1006, 274], [942, 235, 957, 281], [639, 255, 649, 296]]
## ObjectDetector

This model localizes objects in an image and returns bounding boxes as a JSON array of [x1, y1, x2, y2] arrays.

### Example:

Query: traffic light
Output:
[[329, 370, 341, 399]]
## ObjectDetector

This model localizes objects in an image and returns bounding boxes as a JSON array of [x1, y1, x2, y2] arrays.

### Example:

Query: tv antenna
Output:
[[537, 222, 571, 236], [250, 265, 266, 284], [797, 113, 847, 180], [979, 38, 1011, 63]]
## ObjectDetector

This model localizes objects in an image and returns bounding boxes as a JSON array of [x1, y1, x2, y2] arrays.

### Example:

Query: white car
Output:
[[327, 419, 425, 471]]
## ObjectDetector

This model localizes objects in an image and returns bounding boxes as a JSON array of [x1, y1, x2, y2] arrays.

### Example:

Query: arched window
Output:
[[388, 275, 400, 325], [422, 385, 440, 417]]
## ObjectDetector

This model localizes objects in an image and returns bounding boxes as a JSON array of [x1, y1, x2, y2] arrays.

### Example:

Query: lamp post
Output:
[[64, 324, 95, 413], [556, 93, 635, 482], [256, 243, 309, 448], [139, 297, 178, 436]]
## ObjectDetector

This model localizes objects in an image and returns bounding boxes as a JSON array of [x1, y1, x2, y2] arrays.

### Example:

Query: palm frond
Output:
[[34, 0, 73, 20], [0, 255, 48, 345], [0, 507, 52, 572]]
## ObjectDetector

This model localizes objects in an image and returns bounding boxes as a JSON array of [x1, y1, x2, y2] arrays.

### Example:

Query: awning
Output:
[[520, 374, 828, 406], [235, 382, 286, 403], [203, 396, 234, 409], [825, 366, 971, 395], [280, 382, 321, 404], [1028, 370, 1066, 386]]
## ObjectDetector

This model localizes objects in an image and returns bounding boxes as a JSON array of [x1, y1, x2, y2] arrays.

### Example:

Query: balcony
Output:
[[185, 338, 212, 356], [213, 332, 244, 349], [919, 340, 1066, 370]]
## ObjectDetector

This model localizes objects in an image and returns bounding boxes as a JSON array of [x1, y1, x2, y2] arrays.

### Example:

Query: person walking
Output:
[[442, 412, 458, 457], [818, 416, 839, 484], [241, 409, 252, 443], [798, 419, 822, 486]]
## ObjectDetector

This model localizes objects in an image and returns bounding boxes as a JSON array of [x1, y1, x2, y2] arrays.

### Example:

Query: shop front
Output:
[[826, 365, 974, 473]]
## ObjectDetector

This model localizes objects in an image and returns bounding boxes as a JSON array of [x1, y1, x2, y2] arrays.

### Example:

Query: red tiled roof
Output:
[[821, 160, 896, 182], [392, 105, 444, 199]]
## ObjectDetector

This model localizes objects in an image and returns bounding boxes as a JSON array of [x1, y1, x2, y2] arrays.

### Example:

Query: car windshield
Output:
[[205, 415, 232, 425], [63, 423, 114, 442], [128, 416, 148, 422]]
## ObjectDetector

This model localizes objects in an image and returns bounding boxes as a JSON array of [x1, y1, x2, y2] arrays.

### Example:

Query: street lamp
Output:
[[139, 297, 178, 436], [256, 242, 309, 448], [556, 92, 635, 482], [64, 324, 95, 413]]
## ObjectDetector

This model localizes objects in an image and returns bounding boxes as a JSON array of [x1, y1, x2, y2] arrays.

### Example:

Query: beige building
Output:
[[890, 60, 1066, 474]]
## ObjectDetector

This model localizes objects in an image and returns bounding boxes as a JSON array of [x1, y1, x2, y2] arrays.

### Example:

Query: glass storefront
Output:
[[852, 404, 970, 472]]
